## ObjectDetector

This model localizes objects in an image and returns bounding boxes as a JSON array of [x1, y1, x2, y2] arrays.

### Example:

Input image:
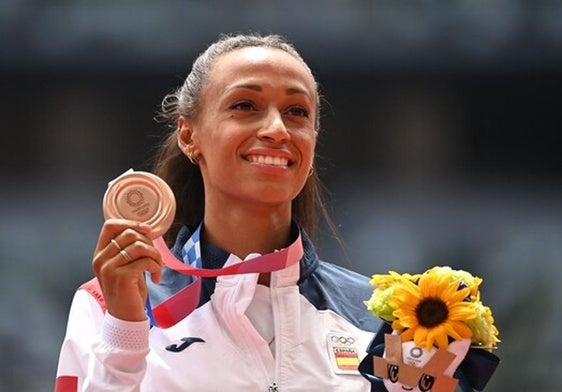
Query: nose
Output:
[[257, 108, 290, 143]]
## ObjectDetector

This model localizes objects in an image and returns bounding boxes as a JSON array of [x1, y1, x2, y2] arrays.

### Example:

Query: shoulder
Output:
[[307, 260, 373, 299], [304, 259, 373, 300], [298, 228, 379, 331], [299, 258, 380, 333], [78, 277, 106, 312], [61, 279, 107, 340]]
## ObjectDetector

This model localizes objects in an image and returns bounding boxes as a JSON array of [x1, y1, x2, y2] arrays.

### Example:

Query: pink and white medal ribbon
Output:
[[103, 170, 303, 328]]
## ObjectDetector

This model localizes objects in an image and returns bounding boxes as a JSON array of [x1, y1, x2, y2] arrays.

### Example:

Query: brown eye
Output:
[[230, 101, 255, 111], [418, 374, 435, 391], [387, 364, 400, 383], [286, 106, 309, 117]]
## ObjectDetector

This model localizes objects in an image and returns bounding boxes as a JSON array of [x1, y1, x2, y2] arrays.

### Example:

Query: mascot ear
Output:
[[443, 339, 471, 377]]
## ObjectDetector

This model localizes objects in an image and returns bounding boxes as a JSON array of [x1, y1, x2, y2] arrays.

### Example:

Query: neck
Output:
[[202, 200, 293, 260]]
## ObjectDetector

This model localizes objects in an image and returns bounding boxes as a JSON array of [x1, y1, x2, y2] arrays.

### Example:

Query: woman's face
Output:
[[180, 46, 318, 208]]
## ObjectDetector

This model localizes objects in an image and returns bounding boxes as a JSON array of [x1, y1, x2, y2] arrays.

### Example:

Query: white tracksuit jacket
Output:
[[55, 226, 380, 391]]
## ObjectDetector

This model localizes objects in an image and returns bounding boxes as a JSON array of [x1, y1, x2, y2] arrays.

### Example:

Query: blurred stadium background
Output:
[[1, 1, 561, 390]]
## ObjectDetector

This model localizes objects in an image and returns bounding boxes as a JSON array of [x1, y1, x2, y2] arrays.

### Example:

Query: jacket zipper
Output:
[[223, 272, 277, 391]]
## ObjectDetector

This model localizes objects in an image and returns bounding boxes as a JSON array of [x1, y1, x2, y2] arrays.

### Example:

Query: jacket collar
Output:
[[171, 222, 320, 277]]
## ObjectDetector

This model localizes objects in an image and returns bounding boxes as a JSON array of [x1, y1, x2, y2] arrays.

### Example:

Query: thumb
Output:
[[149, 269, 162, 285]]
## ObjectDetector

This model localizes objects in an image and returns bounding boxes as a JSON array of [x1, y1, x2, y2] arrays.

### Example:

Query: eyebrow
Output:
[[226, 84, 312, 99]]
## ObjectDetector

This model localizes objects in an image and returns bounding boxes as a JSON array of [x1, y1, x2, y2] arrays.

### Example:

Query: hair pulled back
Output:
[[153, 33, 325, 244]]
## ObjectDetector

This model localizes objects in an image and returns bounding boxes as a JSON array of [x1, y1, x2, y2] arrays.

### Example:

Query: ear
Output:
[[177, 116, 197, 154], [443, 338, 471, 377]]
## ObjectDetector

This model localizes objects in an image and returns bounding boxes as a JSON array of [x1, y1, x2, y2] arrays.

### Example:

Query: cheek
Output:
[[300, 134, 317, 166], [200, 131, 238, 161]]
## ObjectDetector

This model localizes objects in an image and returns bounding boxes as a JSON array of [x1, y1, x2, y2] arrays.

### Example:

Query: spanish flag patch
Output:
[[327, 332, 361, 375]]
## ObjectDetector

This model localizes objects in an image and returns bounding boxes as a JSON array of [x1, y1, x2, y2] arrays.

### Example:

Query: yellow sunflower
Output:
[[427, 266, 483, 299], [366, 271, 421, 322], [389, 269, 478, 349], [369, 270, 419, 288]]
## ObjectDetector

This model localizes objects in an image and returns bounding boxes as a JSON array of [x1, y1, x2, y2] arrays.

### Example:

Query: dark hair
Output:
[[153, 33, 330, 245]]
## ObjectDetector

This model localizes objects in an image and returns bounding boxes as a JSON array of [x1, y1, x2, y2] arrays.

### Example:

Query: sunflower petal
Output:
[[433, 325, 449, 349]]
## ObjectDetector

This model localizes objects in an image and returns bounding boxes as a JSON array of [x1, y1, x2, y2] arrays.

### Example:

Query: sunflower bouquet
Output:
[[360, 266, 500, 392], [365, 266, 499, 350]]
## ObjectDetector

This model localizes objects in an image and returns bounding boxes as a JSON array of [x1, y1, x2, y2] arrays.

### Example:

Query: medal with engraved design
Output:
[[102, 170, 176, 239]]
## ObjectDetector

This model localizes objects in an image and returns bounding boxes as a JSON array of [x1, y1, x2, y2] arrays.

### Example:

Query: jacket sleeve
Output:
[[54, 289, 150, 391]]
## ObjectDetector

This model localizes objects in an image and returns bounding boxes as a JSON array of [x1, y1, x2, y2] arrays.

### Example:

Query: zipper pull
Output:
[[268, 382, 279, 392]]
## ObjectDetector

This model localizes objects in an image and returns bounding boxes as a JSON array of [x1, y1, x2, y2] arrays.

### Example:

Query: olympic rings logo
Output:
[[330, 335, 356, 346]]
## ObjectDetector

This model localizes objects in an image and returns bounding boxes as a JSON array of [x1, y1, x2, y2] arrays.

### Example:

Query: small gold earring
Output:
[[308, 166, 314, 177], [187, 148, 199, 165]]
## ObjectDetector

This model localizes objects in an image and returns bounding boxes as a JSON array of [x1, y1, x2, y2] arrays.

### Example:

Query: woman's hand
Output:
[[92, 219, 163, 322]]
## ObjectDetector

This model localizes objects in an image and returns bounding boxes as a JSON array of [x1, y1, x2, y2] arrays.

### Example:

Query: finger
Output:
[[111, 227, 154, 252], [119, 241, 162, 266], [148, 268, 162, 285], [95, 239, 161, 270], [94, 219, 152, 254], [96, 255, 163, 293], [98, 255, 162, 304], [96, 231, 155, 269], [124, 247, 165, 284], [112, 256, 163, 279]]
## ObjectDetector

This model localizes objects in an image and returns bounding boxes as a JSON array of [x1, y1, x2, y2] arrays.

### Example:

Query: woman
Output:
[[55, 33, 380, 391]]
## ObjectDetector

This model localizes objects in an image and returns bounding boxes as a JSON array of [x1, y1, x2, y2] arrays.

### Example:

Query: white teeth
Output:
[[249, 155, 289, 167]]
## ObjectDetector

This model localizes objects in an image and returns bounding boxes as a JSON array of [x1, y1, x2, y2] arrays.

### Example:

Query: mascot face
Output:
[[374, 334, 470, 392]]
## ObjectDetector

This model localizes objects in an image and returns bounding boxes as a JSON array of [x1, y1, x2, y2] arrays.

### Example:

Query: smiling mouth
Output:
[[247, 155, 290, 167]]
